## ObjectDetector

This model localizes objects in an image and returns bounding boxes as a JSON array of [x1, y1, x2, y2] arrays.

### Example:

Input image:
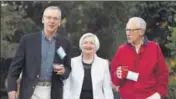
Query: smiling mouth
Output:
[[85, 48, 92, 50], [49, 25, 55, 28]]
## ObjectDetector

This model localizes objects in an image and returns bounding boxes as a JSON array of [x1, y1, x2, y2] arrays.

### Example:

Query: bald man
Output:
[[7, 6, 72, 99], [111, 17, 168, 99]]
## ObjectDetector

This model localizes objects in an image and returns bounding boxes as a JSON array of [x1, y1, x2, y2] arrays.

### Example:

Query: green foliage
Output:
[[4, 1, 176, 58], [34, 1, 135, 58], [2, 1, 176, 59], [166, 87, 176, 99], [1, 1, 176, 98], [166, 27, 176, 56], [135, 1, 176, 57], [63, 1, 135, 58], [1, 3, 39, 58]]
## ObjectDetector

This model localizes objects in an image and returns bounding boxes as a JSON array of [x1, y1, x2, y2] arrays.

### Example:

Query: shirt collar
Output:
[[127, 36, 148, 46], [42, 31, 57, 40]]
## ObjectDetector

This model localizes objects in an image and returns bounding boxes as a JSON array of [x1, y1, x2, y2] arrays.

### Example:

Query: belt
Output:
[[37, 81, 51, 86]]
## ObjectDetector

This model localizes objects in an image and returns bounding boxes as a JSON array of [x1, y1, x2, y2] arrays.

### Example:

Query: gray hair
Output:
[[79, 33, 100, 51], [43, 6, 62, 16], [128, 17, 146, 30]]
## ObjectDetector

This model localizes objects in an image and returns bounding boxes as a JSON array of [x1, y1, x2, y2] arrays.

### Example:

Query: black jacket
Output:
[[7, 32, 72, 99]]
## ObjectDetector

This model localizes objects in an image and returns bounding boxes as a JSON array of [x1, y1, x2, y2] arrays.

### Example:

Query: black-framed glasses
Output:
[[44, 16, 60, 21], [125, 28, 142, 32]]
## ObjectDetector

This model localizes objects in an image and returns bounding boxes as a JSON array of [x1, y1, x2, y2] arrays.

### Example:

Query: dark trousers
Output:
[[114, 91, 120, 99]]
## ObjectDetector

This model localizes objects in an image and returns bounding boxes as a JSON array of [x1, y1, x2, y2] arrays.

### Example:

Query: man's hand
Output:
[[116, 66, 128, 79], [8, 91, 18, 99], [53, 64, 65, 75], [112, 84, 120, 92], [146, 92, 161, 99], [116, 66, 139, 81]]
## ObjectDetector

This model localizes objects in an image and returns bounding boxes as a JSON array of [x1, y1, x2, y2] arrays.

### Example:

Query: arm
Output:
[[155, 44, 169, 97], [103, 60, 114, 99], [7, 36, 25, 92], [111, 48, 122, 86], [60, 40, 72, 80]]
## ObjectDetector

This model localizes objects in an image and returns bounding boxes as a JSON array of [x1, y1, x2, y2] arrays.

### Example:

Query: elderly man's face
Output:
[[82, 36, 96, 55], [42, 9, 61, 34], [125, 21, 144, 44]]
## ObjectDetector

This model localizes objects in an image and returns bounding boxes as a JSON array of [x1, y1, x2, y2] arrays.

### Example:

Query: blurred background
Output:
[[1, 1, 176, 99]]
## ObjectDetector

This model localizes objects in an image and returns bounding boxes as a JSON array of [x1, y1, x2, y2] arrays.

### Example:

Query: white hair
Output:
[[79, 33, 100, 51], [128, 17, 146, 30]]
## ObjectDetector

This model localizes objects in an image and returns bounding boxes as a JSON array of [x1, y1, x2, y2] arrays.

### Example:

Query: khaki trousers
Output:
[[31, 85, 51, 99]]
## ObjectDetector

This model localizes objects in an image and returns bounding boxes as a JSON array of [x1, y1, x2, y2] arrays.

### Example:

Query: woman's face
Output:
[[82, 36, 96, 55]]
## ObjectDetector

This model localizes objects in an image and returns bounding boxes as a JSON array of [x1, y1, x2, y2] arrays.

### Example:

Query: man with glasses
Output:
[[7, 6, 72, 99], [111, 17, 168, 99]]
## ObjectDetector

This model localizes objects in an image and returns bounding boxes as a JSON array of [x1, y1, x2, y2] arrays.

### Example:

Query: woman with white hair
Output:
[[63, 33, 114, 99]]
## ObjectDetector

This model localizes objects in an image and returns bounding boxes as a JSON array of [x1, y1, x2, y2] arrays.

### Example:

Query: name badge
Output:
[[126, 71, 139, 82], [57, 46, 66, 59]]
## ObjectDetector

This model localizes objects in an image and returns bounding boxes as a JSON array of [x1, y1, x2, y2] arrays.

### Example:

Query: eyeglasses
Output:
[[125, 28, 142, 32], [44, 16, 60, 21]]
